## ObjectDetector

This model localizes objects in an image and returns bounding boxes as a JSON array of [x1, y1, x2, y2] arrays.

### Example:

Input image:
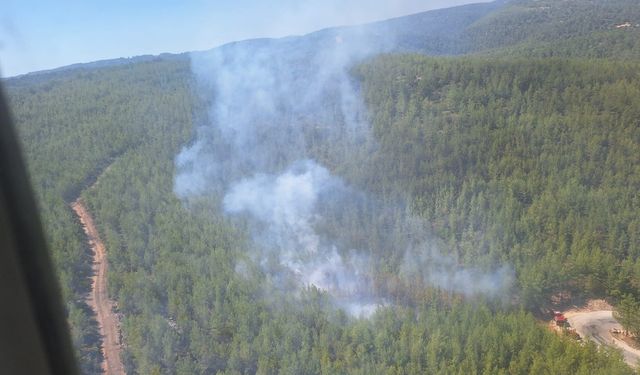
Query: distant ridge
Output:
[[5, 1, 503, 81], [6, 0, 640, 83], [3, 53, 188, 82]]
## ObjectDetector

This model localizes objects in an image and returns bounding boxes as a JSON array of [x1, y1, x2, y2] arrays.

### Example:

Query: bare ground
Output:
[[563, 301, 640, 368], [72, 199, 125, 375]]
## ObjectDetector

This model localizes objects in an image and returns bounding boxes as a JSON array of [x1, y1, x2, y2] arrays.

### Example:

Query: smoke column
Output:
[[174, 21, 512, 316]]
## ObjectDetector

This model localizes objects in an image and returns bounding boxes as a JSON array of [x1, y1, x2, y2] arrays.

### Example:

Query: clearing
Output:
[[564, 302, 640, 367]]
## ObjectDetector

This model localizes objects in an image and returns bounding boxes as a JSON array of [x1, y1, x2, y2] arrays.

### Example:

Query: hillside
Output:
[[468, 0, 640, 57], [6, 57, 196, 373], [356, 55, 640, 309], [4, 0, 640, 373]]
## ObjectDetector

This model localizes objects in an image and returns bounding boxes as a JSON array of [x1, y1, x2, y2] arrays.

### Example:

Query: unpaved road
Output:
[[566, 310, 640, 367], [72, 199, 125, 375]]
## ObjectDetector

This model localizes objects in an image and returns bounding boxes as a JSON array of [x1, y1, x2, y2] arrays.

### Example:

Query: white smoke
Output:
[[223, 160, 333, 272], [401, 243, 514, 298], [174, 17, 513, 317], [222, 160, 378, 307]]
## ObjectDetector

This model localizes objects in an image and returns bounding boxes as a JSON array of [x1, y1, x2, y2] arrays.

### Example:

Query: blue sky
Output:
[[0, 0, 486, 77]]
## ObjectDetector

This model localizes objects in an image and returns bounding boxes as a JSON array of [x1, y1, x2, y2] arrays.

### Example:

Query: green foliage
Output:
[[614, 295, 640, 337], [6, 56, 195, 373], [485, 28, 640, 60], [356, 56, 640, 310], [466, 0, 640, 58]]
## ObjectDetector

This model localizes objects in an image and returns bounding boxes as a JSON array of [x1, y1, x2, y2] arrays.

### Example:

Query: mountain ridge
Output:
[[5, 1, 502, 81], [8, 0, 640, 84]]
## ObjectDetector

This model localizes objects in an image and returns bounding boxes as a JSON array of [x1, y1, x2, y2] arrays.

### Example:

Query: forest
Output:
[[4, 0, 640, 373], [356, 56, 640, 306]]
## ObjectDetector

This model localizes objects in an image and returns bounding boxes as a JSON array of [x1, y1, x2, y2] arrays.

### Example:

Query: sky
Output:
[[0, 0, 487, 78]]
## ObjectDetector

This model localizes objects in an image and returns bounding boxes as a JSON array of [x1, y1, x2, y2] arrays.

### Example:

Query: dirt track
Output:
[[72, 199, 125, 375], [565, 310, 640, 367]]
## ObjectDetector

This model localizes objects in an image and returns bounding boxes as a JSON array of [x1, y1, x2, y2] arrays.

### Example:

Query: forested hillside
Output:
[[5, 57, 195, 373], [356, 56, 640, 310], [9, 52, 637, 374], [4, 0, 640, 373], [467, 0, 640, 57]]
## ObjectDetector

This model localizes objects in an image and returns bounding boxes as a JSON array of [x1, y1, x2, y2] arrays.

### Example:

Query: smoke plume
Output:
[[174, 19, 512, 317]]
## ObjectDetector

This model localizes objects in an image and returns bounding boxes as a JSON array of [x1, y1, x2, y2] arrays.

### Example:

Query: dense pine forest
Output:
[[4, 0, 640, 373], [357, 57, 640, 308], [6, 58, 196, 373]]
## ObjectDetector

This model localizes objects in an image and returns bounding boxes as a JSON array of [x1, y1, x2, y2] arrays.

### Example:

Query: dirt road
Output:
[[72, 199, 125, 375], [565, 310, 640, 367]]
